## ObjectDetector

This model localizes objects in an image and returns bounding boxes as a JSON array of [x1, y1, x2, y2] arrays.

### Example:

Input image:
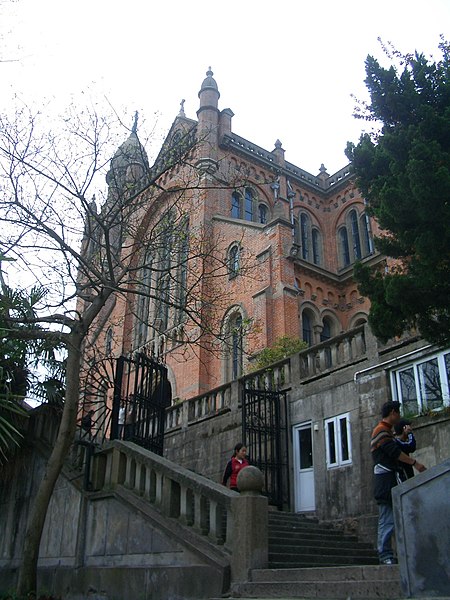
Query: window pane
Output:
[[232, 315, 243, 379], [231, 192, 240, 218], [300, 214, 309, 260], [327, 421, 336, 464], [299, 427, 313, 469], [350, 210, 362, 260], [312, 228, 320, 264], [398, 368, 419, 415], [361, 213, 373, 256], [418, 358, 443, 411], [302, 312, 313, 346], [245, 189, 253, 221], [258, 204, 267, 224], [340, 417, 349, 461], [339, 227, 350, 267], [229, 246, 239, 274], [445, 353, 450, 381]]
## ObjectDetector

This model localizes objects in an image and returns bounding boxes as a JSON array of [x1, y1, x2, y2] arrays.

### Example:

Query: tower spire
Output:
[[132, 111, 139, 134]]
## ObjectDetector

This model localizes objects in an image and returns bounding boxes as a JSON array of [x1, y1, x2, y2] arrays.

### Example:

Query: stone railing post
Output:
[[230, 466, 268, 583]]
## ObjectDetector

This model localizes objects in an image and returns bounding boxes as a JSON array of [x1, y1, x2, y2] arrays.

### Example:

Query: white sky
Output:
[[1, 0, 449, 175]]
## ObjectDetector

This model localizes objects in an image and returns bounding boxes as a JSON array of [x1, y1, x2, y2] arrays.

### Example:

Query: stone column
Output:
[[230, 466, 268, 583]]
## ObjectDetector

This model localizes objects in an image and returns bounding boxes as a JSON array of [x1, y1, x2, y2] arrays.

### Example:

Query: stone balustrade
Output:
[[92, 440, 268, 582], [165, 381, 236, 432], [297, 325, 367, 379], [165, 327, 369, 433], [242, 358, 291, 391]]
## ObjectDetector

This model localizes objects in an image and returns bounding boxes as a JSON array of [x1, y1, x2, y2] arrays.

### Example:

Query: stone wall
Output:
[[0, 435, 224, 599], [162, 327, 450, 537]]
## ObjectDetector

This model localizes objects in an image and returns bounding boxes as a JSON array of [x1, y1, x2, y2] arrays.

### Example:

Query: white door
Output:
[[293, 422, 316, 512]]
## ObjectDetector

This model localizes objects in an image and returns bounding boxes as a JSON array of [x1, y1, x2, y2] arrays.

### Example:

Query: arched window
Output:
[[350, 209, 362, 260], [320, 318, 332, 342], [224, 311, 244, 382], [228, 244, 240, 276], [231, 192, 241, 219], [176, 217, 189, 323], [231, 314, 243, 380], [244, 188, 254, 221], [302, 311, 313, 346], [312, 228, 321, 265], [300, 213, 310, 260], [320, 317, 333, 368], [361, 212, 374, 256], [258, 203, 268, 224], [105, 327, 113, 355], [135, 249, 153, 348], [339, 226, 351, 268]]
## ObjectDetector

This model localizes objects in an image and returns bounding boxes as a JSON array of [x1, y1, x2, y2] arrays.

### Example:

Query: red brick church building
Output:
[[82, 69, 384, 402]]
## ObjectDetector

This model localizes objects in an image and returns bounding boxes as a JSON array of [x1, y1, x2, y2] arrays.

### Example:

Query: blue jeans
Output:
[[377, 503, 395, 561]]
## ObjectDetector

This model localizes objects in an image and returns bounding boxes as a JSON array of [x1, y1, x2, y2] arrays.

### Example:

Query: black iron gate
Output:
[[242, 386, 289, 509], [110, 353, 171, 455], [80, 352, 171, 455]]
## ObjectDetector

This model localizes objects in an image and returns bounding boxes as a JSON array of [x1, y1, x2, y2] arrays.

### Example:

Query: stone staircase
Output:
[[230, 564, 402, 599], [267, 512, 379, 568], [223, 512, 403, 599]]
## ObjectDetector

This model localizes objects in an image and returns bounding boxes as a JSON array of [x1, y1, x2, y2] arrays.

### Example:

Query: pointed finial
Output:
[[132, 111, 139, 134], [275, 139, 283, 149], [319, 163, 327, 174], [178, 99, 186, 117], [206, 66, 213, 77]]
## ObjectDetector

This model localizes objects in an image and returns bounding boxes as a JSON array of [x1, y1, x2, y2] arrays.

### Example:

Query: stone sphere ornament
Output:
[[237, 465, 264, 494]]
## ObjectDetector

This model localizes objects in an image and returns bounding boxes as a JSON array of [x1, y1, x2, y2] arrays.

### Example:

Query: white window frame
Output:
[[391, 349, 450, 415], [324, 412, 352, 469]]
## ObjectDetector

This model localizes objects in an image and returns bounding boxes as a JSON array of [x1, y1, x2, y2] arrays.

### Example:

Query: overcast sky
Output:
[[1, 0, 449, 175]]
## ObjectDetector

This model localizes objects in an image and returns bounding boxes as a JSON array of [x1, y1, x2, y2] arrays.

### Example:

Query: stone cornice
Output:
[[220, 132, 354, 196], [288, 250, 385, 285]]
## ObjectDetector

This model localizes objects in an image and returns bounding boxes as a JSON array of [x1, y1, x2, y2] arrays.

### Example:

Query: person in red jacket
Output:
[[222, 443, 249, 491]]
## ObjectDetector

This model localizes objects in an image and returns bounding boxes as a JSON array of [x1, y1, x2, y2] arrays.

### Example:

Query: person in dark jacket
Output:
[[394, 419, 417, 480], [222, 443, 249, 491], [371, 401, 426, 565]]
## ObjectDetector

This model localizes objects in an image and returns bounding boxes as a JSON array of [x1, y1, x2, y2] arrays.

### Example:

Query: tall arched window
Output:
[[320, 317, 333, 368], [105, 327, 113, 355], [244, 188, 254, 221], [231, 192, 241, 219], [300, 213, 310, 260], [176, 217, 189, 323], [302, 311, 313, 346], [320, 318, 332, 342], [312, 228, 321, 265], [224, 311, 244, 382], [228, 244, 240, 276], [135, 249, 153, 348], [350, 209, 362, 260], [361, 212, 374, 256], [339, 227, 351, 267], [231, 314, 243, 380]]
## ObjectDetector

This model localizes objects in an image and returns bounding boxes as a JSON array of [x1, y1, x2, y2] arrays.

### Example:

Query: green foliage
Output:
[[347, 38, 450, 345], [252, 336, 308, 370], [0, 262, 66, 461]]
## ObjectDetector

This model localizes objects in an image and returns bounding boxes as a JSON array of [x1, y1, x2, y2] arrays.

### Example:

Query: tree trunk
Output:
[[16, 332, 83, 595]]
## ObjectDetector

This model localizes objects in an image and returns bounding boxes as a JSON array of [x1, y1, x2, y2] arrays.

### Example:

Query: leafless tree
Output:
[[0, 102, 261, 594]]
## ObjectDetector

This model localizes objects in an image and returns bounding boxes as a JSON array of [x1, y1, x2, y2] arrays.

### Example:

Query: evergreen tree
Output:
[[346, 39, 450, 346]]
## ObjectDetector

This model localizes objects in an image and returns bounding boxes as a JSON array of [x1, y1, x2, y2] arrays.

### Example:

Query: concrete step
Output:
[[267, 512, 378, 568], [269, 537, 374, 550], [230, 565, 402, 598], [252, 565, 401, 582], [269, 556, 380, 569]]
